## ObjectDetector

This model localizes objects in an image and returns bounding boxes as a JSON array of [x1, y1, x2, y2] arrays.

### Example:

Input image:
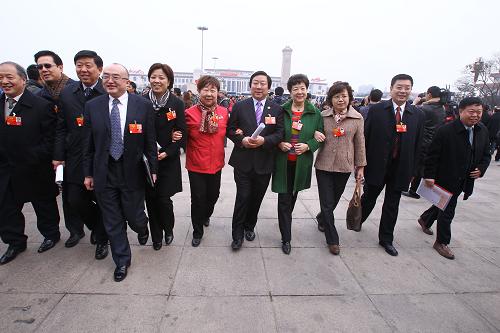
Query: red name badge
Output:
[[6, 116, 22, 126], [129, 123, 143, 134], [265, 115, 276, 125], [292, 121, 303, 131], [333, 127, 345, 137], [396, 124, 407, 133], [76, 116, 84, 127], [166, 109, 176, 121]]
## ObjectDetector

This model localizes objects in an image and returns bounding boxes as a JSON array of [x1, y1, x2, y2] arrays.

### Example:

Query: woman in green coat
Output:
[[272, 74, 324, 255]]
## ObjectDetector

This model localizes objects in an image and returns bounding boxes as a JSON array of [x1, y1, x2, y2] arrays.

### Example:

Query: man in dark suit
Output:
[[361, 74, 424, 256], [0, 62, 60, 264], [226, 71, 284, 250], [419, 97, 491, 259], [82, 63, 158, 282], [53, 50, 108, 258]]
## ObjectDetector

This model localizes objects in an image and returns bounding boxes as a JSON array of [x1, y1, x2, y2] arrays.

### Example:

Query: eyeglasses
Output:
[[36, 63, 54, 70], [102, 74, 128, 81]]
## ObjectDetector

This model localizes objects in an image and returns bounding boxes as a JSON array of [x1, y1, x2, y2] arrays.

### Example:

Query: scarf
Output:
[[149, 90, 170, 110], [44, 73, 70, 101], [334, 108, 348, 125], [198, 102, 218, 134]]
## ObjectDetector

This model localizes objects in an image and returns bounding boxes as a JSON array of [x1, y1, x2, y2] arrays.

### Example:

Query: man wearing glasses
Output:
[[82, 63, 157, 282], [226, 71, 284, 250]]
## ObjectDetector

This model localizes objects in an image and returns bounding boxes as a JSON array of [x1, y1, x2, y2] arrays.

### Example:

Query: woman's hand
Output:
[[294, 143, 309, 155], [158, 152, 167, 160], [355, 166, 364, 181], [278, 142, 292, 152], [314, 131, 326, 142], [172, 130, 182, 142]]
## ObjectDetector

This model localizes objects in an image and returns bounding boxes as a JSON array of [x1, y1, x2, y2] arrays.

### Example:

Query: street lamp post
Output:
[[197, 26, 208, 73], [212, 57, 218, 73]]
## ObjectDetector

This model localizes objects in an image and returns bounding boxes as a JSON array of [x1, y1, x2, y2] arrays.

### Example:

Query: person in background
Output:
[[127, 81, 138, 94], [25, 64, 43, 94], [358, 89, 383, 119]]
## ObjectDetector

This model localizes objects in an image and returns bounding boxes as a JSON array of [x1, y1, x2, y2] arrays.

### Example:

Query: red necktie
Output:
[[392, 106, 401, 159]]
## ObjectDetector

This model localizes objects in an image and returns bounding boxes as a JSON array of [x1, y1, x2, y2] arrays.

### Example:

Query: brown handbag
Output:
[[346, 180, 362, 232]]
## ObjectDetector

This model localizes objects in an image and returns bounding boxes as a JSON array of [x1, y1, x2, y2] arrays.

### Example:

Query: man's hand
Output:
[[469, 168, 481, 179], [158, 152, 167, 160], [424, 178, 435, 188], [52, 160, 64, 170], [235, 128, 243, 135], [242, 136, 264, 148], [152, 174, 157, 184], [294, 143, 309, 155], [314, 131, 326, 142], [172, 130, 182, 142], [84, 177, 94, 191], [278, 142, 292, 152]]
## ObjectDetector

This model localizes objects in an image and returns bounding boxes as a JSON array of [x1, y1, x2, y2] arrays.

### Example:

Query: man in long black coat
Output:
[[0, 62, 59, 264], [418, 97, 491, 259], [361, 74, 424, 256]]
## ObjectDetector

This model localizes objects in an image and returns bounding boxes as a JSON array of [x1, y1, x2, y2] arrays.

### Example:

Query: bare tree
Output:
[[455, 54, 500, 106]]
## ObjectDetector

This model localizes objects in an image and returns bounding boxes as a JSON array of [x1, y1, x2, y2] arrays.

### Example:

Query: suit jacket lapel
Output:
[[124, 94, 137, 140]]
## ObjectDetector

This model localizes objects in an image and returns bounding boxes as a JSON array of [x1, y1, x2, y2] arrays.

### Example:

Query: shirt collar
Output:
[[109, 92, 128, 106], [392, 100, 406, 113], [82, 80, 99, 90], [252, 97, 266, 108]]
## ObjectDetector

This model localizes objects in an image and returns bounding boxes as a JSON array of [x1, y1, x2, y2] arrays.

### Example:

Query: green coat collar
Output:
[[282, 100, 317, 116]]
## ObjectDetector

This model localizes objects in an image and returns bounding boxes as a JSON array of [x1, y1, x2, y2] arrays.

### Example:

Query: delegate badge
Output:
[[129, 122, 143, 134], [6, 115, 22, 126], [333, 127, 345, 137], [396, 123, 407, 133], [292, 120, 303, 131], [76, 115, 84, 127], [166, 109, 176, 121], [265, 114, 276, 125]]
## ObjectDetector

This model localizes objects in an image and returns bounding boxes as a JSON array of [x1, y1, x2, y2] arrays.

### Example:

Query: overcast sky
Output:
[[2, 0, 499, 93]]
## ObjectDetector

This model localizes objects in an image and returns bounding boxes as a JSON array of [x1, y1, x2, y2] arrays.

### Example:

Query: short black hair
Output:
[[173, 87, 181, 95], [287, 74, 309, 92], [459, 97, 483, 110], [34, 50, 63, 66], [326, 81, 354, 107], [74, 50, 103, 68], [427, 86, 441, 98], [147, 63, 175, 90], [390, 74, 413, 87], [129, 81, 137, 89], [0, 61, 27, 81], [275, 86, 284, 96], [26, 64, 40, 81], [249, 70, 272, 88], [369, 89, 383, 102]]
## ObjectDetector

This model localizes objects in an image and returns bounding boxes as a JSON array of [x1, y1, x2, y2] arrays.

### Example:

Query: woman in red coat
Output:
[[184, 76, 228, 247]]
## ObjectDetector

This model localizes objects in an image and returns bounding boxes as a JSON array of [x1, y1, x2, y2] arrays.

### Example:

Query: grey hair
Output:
[[0, 61, 27, 81]]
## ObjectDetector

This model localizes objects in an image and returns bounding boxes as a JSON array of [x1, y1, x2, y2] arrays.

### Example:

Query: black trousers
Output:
[[64, 182, 108, 244], [420, 192, 460, 245], [316, 169, 351, 245], [277, 162, 298, 243], [231, 168, 271, 241], [145, 189, 174, 244], [0, 181, 60, 249], [361, 161, 402, 244], [95, 158, 148, 267], [188, 170, 221, 239]]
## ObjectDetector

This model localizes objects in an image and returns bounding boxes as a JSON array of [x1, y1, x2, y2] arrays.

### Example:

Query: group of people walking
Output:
[[0, 49, 492, 282]]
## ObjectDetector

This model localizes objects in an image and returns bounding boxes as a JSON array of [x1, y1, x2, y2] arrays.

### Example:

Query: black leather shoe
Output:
[[38, 238, 59, 253], [192, 238, 201, 247], [153, 242, 162, 250], [114, 265, 128, 282], [379, 241, 398, 256], [65, 233, 85, 248], [281, 242, 291, 255], [90, 230, 97, 245], [231, 239, 243, 250], [244, 230, 256, 242], [138, 228, 149, 245], [203, 218, 210, 227], [95, 243, 109, 260], [165, 233, 174, 245], [402, 190, 420, 199], [0, 245, 26, 265]]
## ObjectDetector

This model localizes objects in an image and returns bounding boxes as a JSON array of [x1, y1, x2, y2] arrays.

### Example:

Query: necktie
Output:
[[255, 101, 263, 125], [392, 106, 402, 159], [109, 99, 124, 160], [467, 127, 473, 146], [5, 98, 16, 119], [84, 87, 92, 98]]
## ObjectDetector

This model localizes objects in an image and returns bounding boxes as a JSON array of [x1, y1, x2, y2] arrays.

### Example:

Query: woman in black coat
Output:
[[144, 63, 186, 250]]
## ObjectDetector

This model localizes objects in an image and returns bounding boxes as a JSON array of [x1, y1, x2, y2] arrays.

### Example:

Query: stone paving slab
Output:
[[460, 292, 500, 331]]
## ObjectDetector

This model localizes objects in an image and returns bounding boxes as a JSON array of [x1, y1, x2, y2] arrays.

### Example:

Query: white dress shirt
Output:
[[108, 92, 128, 139], [4, 92, 23, 119], [392, 100, 406, 118]]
